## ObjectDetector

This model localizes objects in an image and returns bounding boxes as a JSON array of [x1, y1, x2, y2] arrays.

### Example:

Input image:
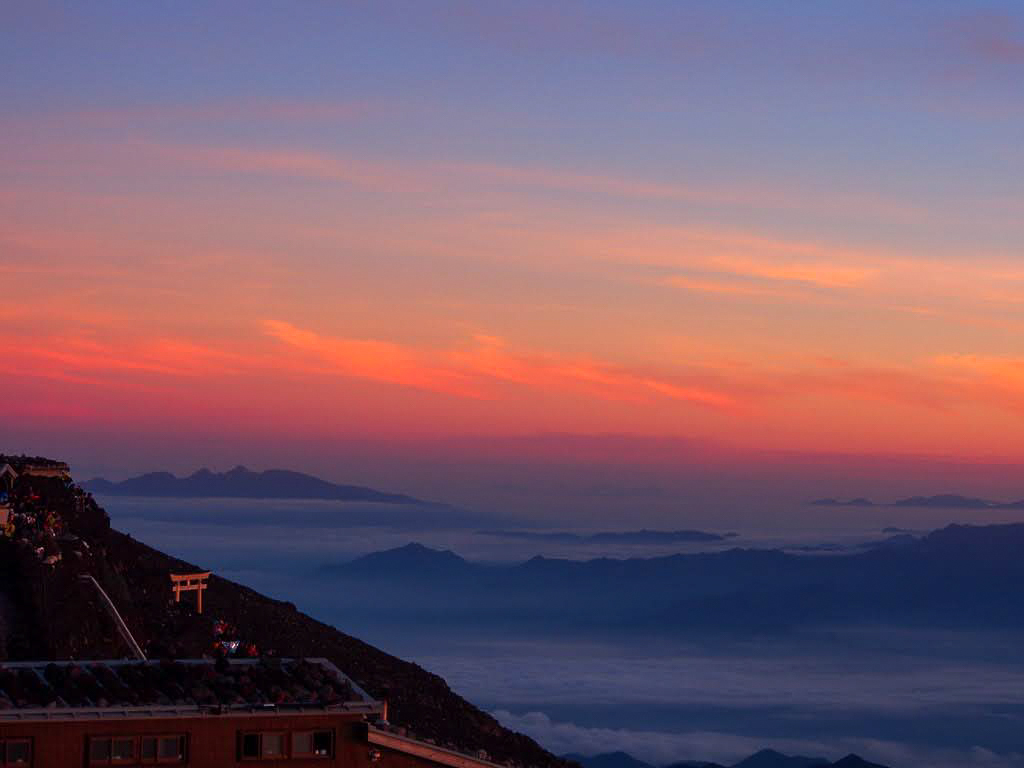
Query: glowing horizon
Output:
[[4, 2, 1024, 465]]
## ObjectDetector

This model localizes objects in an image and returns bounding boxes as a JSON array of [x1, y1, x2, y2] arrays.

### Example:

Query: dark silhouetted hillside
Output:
[[0, 465, 563, 768], [84, 465, 426, 504]]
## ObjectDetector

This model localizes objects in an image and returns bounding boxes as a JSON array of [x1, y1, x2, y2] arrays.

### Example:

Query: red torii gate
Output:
[[170, 571, 211, 614]]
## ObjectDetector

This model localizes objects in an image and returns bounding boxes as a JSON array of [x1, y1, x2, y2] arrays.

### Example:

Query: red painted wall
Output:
[[0, 711, 369, 768]]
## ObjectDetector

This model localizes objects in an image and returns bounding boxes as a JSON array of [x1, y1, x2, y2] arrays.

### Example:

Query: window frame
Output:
[[292, 729, 335, 759], [87, 734, 187, 766], [155, 735, 187, 765], [141, 736, 158, 763], [238, 733, 280, 765], [111, 736, 137, 765], [3, 739, 32, 766], [87, 737, 113, 765], [239, 731, 263, 761], [258, 731, 287, 761], [240, 728, 338, 761]]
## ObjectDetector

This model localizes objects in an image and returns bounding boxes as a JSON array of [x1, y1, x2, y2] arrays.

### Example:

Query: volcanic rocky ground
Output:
[[0, 467, 566, 768]]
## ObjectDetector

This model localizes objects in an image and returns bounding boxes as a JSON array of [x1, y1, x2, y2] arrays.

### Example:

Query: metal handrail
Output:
[[77, 574, 147, 661]]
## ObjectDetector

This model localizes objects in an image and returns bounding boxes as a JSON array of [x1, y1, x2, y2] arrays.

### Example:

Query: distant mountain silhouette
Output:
[[814, 494, 1024, 509], [732, 750, 827, 768], [890, 494, 998, 509], [830, 757, 890, 768], [563, 750, 887, 768], [84, 466, 427, 504], [340, 542, 474, 579], [481, 529, 736, 544], [564, 752, 658, 768], [323, 523, 1024, 636], [811, 498, 874, 507]]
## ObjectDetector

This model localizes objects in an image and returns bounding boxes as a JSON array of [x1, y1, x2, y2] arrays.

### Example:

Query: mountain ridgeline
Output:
[[567, 749, 889, 768], [479, 530, 738, 544], [83, 466, 428, 504], [322, 524, 1024, 636], [0, 462, 562, 768], [812, 494, 1024, 509]]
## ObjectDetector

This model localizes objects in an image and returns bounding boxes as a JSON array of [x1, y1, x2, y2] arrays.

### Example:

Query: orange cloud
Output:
[[641, 379, 737, 409], [150, 145, 381, 187], [450, 162, 716, 203], [264, 320, 483, 398], [442, 161, 926, 221], [2, 133, 930, 227], [709, 257, 876, 289], [265, 320, 737, 410], [5, 133, 1024, 454], [933, 354, 1024, 410], [4, 334, 246, 381], [663, 275, 797, 298], [586, 227, 883, 298], [8, 317, 1024, 458], [935, 354, 1024, 379]]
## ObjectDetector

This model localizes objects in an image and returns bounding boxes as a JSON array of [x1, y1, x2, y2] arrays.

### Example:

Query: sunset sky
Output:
[[4, 2, 1024, 491]]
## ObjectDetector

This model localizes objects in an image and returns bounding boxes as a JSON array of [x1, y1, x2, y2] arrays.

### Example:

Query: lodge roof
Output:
[[0, 658, 381, 720], [0, 456, 69, 470]]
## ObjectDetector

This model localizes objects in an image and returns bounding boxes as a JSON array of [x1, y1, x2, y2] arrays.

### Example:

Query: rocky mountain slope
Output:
[[0, 460, 563, 768]]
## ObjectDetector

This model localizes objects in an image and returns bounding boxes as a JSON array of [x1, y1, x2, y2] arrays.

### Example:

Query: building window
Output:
[[3, 740, 32, 766], [240, 732, 287, 760], [241, 730, 330, 760], [89, 736, 185, 765], [157, 736, 186, 763], [241, 733, 262, 760], [112, 738, 136, 763], [293, 730, 334, 758], [262, 733, 285, 759], [89, 739, 112, 764]]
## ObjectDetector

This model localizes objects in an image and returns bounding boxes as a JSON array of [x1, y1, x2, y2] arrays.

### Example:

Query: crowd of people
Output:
[[211, 618, 259, 659], [0, 477, 77, 567]]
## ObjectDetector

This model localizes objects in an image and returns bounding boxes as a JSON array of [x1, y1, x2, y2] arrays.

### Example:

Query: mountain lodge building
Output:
[[0, 658, 507, 768]]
